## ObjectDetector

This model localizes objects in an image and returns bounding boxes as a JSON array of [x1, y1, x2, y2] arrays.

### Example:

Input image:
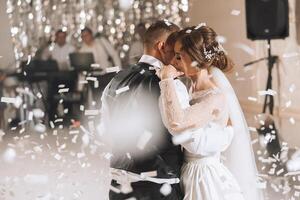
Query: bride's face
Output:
[[172, 41, 198, 77]]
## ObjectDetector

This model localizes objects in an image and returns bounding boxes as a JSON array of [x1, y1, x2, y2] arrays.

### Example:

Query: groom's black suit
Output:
[[104, 62, 183, 199]]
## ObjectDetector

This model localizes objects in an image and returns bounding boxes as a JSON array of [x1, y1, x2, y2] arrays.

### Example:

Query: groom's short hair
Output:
[[143, 20, 179, 50]]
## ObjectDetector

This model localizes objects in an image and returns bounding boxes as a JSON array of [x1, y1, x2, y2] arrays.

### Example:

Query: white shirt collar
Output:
[[138, 54, 163, 69]]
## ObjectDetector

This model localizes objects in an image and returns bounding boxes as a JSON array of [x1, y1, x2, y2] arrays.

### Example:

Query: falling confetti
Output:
[[116, 86, 130, 95], [136, 130, 153, 150], [258, 89, 277, 96], [230, 9, 241, 16], [289, 117, 296, 125], [106, 66, 120, 73], [160, 183, 172, 196], [248, 96, 257, 102], [3, 148, 16, 163], [84, 109, 100, 116], [58, 88, 69, 93]]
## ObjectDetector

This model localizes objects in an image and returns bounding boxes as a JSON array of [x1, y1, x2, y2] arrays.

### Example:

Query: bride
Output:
[[158, 25, 264, 200]]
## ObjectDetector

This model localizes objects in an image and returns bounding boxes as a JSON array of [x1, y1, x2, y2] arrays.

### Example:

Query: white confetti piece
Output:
[[295, 185, 300, 190], [28, 111, 33, 120], [216, 35, 227, 44], [251, 138, 258, 145], [77, 152, 85, 159], [282, 52, 299, 58], [106, 66, 120, 73], [64, 108, 69, 114], [19, 127, 25, 134], [258, 89, 277, 96], [247, 96, 257, 102], [55, 118, 63, 123], [79, 80, 88, 84], [80, 105, 85, 111], [54, 154, 62, 160], [58, 143, 66, 150], [50, 121, 55, 129], [26, 55, 32, 65], [140, 69, 145, 74], [84, 109, 100, 116], [86, 76, 97, 82], [270, 183, 279, 192], [160, 183, 172, 196], [126, 152, 131, 159], [0, 130, 5, 141], [116, 86, 130, 95], [3, 148, 16, 163], [34, 123, 46, 133], [24, 174, 48, 184], [163, 19, 172, 26], [195, 22, 206, 30], [249, 127, 257, 132], [36, 92, 43, 98], [104, 152, 113, 160], [276, 168, 284, 175], [289, 84, 296, 93], [33, 108, 45, 118], [72, 135, 78, 143], [58, 88, 69, 93], [91, 63, 100, 68], [1, 97, 16, 104], [69, 130, 79, 135], [33, 145, 43, 153], [58, 84, 65, 88], [185, 29, 192, 33], [94, 80, 99, 88], [82, 134, 90, 146], [231, 9, 240, 16], [256, 181, 267, 189], [191, 61, 198, 67], [285, 100, 292, 108], [289, 117, 296, 125], [136, 130, 152, 150], [58, 173, 64, 179]]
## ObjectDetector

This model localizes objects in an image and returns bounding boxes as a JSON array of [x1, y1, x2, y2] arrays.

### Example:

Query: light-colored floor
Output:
[[0, 126, 111, 200], [0, 115, 300, 200]]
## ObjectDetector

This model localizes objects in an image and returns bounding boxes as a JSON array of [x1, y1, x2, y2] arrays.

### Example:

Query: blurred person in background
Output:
[[80, 27, 121, 69], [128, 23, 147, 64], [42, 29, 75, 71]]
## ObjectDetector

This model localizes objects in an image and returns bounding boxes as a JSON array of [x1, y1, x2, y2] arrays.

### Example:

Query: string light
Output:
[[6, 0, 189, 66]]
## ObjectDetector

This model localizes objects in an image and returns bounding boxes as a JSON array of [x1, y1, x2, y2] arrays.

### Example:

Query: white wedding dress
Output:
[[159, 77, 245, 200]]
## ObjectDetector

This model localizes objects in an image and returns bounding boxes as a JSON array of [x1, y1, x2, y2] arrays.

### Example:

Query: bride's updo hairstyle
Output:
[[180, 25, 234, 72]]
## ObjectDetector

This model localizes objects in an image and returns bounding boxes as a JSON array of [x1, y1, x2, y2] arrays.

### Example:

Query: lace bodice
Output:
[[159, 79, 233, 156], [159, 79, 229, 134]]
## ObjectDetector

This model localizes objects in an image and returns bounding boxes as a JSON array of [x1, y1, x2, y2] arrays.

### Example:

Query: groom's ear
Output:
[[155, 41, 165, 52]]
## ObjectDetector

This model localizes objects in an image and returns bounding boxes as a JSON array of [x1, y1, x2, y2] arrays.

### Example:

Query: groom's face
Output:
[[162, 43, 175, 65]]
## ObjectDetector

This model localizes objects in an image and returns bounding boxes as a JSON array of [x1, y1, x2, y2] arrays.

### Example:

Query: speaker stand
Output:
[[245, 39, 281, 159]]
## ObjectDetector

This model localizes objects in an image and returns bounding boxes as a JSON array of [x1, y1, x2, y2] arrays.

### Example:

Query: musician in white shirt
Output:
[[80, 27, 121, 69], [42, 29, 75, 71]]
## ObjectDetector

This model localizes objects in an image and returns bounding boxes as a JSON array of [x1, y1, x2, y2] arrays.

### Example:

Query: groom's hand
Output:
[[159, 65, 184, 80]]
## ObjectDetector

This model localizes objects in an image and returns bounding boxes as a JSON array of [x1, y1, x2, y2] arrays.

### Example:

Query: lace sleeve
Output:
[[159, 79, 226, 134]]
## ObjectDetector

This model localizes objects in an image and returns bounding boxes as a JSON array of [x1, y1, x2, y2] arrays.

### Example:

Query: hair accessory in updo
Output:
[[195, 23, 207, 30]]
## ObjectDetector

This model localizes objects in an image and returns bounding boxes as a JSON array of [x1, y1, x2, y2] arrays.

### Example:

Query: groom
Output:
[[100, 20, 183, 199]]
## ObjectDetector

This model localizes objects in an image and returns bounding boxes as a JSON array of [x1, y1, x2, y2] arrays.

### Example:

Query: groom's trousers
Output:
[[109, 180, 182, 200]]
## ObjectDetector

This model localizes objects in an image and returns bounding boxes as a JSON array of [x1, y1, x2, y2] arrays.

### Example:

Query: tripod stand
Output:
[[244, 39, 281, 158]]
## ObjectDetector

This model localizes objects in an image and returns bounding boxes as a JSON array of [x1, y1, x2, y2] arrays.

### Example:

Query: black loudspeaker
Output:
[[245, 0, 289, 40]]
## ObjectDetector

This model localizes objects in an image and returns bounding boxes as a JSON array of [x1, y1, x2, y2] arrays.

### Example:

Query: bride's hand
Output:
[[158, 65, 184, 80]]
